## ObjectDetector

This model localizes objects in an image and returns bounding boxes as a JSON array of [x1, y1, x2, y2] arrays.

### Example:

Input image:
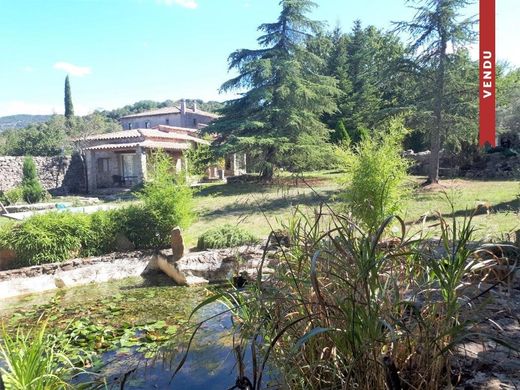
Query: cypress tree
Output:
[[64, 75, 74, 119]]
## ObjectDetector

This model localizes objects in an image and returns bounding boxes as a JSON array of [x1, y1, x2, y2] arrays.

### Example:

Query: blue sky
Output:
[[0, 0, 517, 116]]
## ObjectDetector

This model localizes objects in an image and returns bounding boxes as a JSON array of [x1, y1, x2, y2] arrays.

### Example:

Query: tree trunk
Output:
[[260, 146, 276, 182], [428, 35, 447, 185]]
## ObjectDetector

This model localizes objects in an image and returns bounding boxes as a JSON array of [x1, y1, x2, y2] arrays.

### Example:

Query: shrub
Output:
[[21, 156, 46, 204], [197, 224, 258, 250], [136, 150, 194, 247], [0, 187, 23, 206], [86, 210, 119, 255], [185, 141, 215, 176], [338, 117, 410, 230], [2, 212, 92, 266], [110, 205, 162, 249]]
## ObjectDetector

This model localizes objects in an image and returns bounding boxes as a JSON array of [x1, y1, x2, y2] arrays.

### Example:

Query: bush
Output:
[[21, 156, 46, 204], [338, 117, 410, 230], [0, 187, 23, 206], [136, 150, 194, 247], [110, 205, 162, 249], [185, 141, 215, 176], [2, 212, 92, 266], [197, 224, 258, 250]]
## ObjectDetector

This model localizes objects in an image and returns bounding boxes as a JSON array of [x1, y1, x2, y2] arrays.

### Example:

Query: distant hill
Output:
[[0, 114, 51, 132]]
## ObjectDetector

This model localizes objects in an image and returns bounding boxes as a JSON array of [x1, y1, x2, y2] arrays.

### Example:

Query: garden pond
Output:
[[0, 275, 274, 389]]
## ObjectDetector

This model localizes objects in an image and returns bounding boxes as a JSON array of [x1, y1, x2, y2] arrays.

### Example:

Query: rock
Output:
[[171, 227, 184, 261], [115, 232, 135, 251], [151, 245, 274, 286], [54, 277, 66, 288]]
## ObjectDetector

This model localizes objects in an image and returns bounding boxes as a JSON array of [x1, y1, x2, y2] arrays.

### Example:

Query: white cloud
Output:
[[156, 0, 198, 9], [53, 62, 92, 77], [21, 66, 34, 73]]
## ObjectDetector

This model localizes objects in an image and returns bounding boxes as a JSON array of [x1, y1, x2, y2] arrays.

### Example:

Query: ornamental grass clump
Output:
[[0, 323, 76, 390], [179, 203, 509, 389], [338, 117, 410, 231]]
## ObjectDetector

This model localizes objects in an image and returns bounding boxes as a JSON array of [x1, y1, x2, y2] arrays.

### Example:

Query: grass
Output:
[[1, 171, 518, 249], [183, 172, 519, 248]]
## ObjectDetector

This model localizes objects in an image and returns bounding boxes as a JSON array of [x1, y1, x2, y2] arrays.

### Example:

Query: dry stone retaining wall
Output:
[[0, 154, 85, 194]]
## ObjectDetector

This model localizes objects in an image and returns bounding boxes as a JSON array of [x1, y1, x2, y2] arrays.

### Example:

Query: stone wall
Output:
[[0, 154, 86, 194]]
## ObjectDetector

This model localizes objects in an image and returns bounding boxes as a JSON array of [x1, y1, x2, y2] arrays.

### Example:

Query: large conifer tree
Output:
[[208, 0, 338, 179], [397, 0, 475, 184], [64, 75, 74, 119]]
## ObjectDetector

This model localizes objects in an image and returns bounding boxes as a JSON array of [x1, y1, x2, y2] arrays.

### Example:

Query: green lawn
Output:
[[1, 172, 518, 249], [184, 172, 519, 248]]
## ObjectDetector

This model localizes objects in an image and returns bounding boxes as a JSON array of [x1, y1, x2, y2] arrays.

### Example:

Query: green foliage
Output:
[[135, 150, 194, 247], [3, 212, 92, 266], [186, 205, 502, 389], [0, 187, 23, 206], [339, 117, 410, 230], [21, 156, 46, 204], [321, 22, 409, 141], [197, 224, 258, 250], [397, 0, 476, 182], [0, 323, 74, 389], [185, 142, 215, 176], [64, 76, 74, 119], [208, 0, 339, 179], [1, 116, 67, 157], [330, 120, 350, 145], [0, 153, 194, 266]]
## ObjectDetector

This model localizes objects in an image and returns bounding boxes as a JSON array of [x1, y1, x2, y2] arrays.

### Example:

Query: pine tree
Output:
[[332, 120, 350, 144], [397, 0, 476, 184], [207, 0, 339, 180], [64, 75, 74, 119]]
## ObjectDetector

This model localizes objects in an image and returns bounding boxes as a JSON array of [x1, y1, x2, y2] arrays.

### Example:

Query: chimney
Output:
[[180, 99, 186, 115], [193, 100, 197, 112]]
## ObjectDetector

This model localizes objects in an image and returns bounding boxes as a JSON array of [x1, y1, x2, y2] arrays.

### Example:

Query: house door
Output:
[[121, 154, 136, 185]]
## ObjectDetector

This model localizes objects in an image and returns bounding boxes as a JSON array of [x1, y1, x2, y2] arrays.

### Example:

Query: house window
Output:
[[145, 121, 150, 128], [97, 158, 110, 173], [165, 118, 170, 125], [193, 118, 197, 127]]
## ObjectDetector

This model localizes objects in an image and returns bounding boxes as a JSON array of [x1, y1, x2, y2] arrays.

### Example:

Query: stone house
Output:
[[82, 125, 210, 193], [82, 102, 247, 193], [120, 100, 218, 130]]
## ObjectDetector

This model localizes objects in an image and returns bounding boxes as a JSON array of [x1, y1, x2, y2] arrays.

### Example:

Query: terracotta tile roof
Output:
[[139, 140, 191, 150], [139, 128, 210, 144], [85, 140, 191, 151], [154, 124, 199, 133], [83, 128, 208, 144], [85, 143, 140, 151], [83, 130, 141, 141]]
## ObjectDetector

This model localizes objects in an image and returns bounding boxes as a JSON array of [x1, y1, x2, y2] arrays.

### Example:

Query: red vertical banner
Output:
[[479, 0, 496, 147]]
